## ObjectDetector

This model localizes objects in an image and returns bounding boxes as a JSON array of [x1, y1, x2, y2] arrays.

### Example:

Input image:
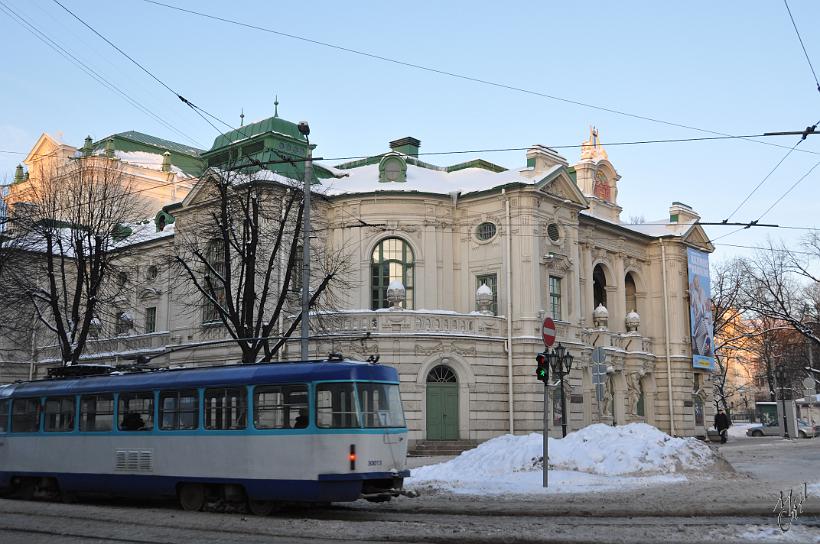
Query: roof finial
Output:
[[240, 108, 245, 127], [274, 95, 279, 118]]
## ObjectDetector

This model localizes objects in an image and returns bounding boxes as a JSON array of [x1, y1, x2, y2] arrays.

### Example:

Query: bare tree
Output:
[[0, 157, 145, 365], [711, 258, 750, 411], [172, 165, 349, 364]]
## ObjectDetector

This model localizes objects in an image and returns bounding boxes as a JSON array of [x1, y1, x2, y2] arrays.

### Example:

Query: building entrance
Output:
[[426, 365, 459, 440]]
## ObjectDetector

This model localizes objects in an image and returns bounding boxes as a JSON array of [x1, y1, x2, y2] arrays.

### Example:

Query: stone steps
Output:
[[409, 439, 480, 457]]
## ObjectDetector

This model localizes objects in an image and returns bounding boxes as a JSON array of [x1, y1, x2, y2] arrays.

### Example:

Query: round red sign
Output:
[[542, 317, 556, 347]]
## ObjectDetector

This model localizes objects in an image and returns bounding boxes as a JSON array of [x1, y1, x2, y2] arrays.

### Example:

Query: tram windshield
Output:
[[316, 382, 405, 429]]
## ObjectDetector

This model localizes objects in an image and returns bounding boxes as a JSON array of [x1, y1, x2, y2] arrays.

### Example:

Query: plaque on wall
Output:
[[570, 394, 584, 404], [683, 400, 694, 407]]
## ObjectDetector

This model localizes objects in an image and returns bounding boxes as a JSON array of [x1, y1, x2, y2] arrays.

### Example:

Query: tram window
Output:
[[118, 392, 154, 431], [44, 396, 76, 432], [316, 383, 359, 429], [357, 383, 406, 428], [253, 384, 307, 429], [159, 390, 199, 430], [11, 398, 40, 433], [0, 399, 8, 432], [80, 394, 114, 432], [205, 387, 247, 430]]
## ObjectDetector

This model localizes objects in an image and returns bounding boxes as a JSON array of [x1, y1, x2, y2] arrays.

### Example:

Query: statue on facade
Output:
[[601, 374, 614, 417], [626, 371, 643, 416], [580, 126, 609, 162]]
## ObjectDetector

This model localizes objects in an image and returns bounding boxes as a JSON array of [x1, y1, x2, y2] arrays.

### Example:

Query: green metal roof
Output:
[[209, 116, 306, 151], [107, 131, 204, 157]]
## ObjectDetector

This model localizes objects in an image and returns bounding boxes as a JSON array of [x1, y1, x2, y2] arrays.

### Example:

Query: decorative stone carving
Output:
[[476, 283, 493, 315], [625, 310, 640, 332], [593, 303, 609, 329], [386, 281, 405, 310]]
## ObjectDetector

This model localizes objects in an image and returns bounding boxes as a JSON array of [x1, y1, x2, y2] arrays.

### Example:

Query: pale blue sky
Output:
[[2, 1, 819, 262]]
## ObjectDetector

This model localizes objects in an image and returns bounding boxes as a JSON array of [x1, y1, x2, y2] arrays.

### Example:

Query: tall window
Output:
[[371, 238, 414, 310], [549, 275, 562, 320], [476, 273, 498, 315], [203, 239, 227, 323], [145, 307, 157, 334], [625, 273, 637, 314], [593, 265, 607, 310]]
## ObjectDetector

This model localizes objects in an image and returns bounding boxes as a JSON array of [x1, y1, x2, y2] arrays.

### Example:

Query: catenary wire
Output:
[[783, 0, 820, 93], [0, 0, 202, 147], [137, 0, 820, 157]]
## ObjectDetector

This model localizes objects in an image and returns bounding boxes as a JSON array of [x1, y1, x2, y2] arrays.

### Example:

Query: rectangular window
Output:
[[145, 307, 157, 334], [44, 396, 75, 432], [475, 273, 498, 315], [11, 398, 40, 433], [253, 385, 308, 429], [205, 387, 247, 430], [118, 392, 154, 431], [0, 399, 8, 432], [357, 383, 405, 428], [316, 383, 359, 429], [80, 394, 114, 432], [203, 240, 227, 323], [549, 275, 562, 321], [159, 390, 199, 430]]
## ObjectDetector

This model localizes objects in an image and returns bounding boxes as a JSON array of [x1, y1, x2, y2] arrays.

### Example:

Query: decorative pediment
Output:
[[682, 224, 714, 252], [534, 167, 589, 208], [24, 133, 73, 168]]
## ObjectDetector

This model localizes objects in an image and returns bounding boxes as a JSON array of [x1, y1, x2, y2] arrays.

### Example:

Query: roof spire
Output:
[[274, 95, 279, 118], [240, 108, 245, 127]]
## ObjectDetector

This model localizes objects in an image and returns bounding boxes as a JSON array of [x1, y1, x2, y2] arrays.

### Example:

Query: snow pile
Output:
[[409, 423, 718, 495]]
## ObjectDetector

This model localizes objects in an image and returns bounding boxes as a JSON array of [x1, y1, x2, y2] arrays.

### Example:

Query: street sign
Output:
[[591, 347, 606, 365], [542, 317, 556, 347]]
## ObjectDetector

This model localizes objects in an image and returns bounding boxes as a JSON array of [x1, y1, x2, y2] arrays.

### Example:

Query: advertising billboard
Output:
[[687, 247, 715, 371]]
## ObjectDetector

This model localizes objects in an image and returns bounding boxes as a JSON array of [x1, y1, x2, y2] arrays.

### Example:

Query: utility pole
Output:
[[298, 122, 312, 361]]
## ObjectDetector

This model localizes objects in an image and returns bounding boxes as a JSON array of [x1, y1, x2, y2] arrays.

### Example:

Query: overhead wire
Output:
[[783, 0, 820, 94], [138, 0, 820, 157], [0, 0, 202, 148]]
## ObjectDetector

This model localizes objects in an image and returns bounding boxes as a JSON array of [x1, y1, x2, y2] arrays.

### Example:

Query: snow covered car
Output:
[[746, 419, 820, 438]]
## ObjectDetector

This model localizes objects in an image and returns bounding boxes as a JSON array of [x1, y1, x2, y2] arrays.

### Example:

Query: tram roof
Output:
[[0, 360, 399, 398]]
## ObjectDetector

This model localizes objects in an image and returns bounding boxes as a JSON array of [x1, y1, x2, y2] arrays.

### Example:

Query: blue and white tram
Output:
[[0, 358, 409, 512]]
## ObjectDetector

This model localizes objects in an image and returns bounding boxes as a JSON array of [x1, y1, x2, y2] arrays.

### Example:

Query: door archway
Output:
[[426, 365, 459, 440]]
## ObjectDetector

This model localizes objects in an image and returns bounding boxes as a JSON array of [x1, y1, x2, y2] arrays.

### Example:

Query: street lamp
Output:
[[298, 121, 313, 361], [548, 342, 574, 437], [774, 364, 790, 439]]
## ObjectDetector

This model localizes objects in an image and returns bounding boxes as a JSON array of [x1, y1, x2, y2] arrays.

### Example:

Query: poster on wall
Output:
[[687, 247, 715, 371]]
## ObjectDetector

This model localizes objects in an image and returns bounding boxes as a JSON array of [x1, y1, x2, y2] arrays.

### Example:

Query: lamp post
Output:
[[298, 121, 312, 361], [548, 343, 574, 437], [774, 364, 790, 439]]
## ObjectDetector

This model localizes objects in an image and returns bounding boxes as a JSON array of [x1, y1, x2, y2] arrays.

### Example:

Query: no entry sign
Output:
[[542, 317, 556, 347]]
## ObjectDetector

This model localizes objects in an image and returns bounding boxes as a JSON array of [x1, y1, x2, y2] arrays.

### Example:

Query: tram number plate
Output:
[[368, 460, 383, 466]]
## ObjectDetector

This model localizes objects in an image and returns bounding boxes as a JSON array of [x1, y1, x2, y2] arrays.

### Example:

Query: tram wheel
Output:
[[178, 483, 206, 512], [247, 499, 277, 516]]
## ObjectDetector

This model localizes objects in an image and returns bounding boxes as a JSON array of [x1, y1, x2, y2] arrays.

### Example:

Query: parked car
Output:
[[746, 418, 820, 438]]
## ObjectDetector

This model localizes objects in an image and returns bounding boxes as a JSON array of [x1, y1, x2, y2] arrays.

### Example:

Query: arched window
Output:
[[625, 273, 637, 313], [426, 365, 457, 383], [593, 264, 607, 310], [371, 238, 414, 310]]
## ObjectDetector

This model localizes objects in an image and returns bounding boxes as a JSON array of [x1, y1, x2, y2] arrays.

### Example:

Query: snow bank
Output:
[[408, 423, 718, 495]]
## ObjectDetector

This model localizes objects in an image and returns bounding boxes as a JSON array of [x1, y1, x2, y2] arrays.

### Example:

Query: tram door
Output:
[[426, 365, 459, 440]]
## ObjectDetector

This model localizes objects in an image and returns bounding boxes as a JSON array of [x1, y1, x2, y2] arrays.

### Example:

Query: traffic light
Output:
[[535, 352, 547, 382]]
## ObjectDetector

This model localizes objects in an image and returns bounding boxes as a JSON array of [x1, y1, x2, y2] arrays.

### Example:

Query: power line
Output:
[[138, 0, 820, 158], [756, 159, 820, 222], [0, 0, 202, 147], [783, 0, 820, 94], [715, 243, 817, 256]]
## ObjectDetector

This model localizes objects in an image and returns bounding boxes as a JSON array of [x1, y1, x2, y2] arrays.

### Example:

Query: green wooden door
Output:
[[426, 383, 459, 440]]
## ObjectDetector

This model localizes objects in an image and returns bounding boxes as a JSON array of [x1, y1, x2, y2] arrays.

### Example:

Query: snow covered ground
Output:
[[407, 423, 720, 495]]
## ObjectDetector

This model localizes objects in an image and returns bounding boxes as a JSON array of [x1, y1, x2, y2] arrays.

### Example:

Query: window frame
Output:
[[145, 306, 157, 334], [159, 389, 200, 431], [475, 273, 498, 315], [316, 382, 360, 429], [371, 237, 415, 310], [11, 397, 41, 433], [549, 275, 562, 321], [204, 386, 248, 431], [252, 384, 309, 430], [79, 393, 115, 432], [118, 391, 155, 431], [0, 399, 8, 433], [202, 239, 227, 324], [44, 396, 76, 433]]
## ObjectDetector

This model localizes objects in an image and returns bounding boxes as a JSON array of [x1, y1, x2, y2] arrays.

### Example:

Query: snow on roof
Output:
[[408, 423, 717, 495], [91, 150, 192, 178], [322, 162, 531, 197]]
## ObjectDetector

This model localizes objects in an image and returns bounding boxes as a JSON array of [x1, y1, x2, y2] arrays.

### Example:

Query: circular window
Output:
[[547, 223, 561, 242], [476, 222, 497, 241]]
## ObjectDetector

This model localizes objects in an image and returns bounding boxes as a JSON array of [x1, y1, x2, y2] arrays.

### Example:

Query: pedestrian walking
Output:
[[714, 409, 730, 443]]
